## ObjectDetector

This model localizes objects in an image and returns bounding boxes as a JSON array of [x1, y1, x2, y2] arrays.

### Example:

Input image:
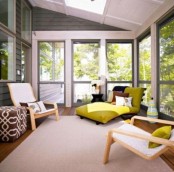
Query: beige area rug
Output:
[[0, 116, 173, 172]]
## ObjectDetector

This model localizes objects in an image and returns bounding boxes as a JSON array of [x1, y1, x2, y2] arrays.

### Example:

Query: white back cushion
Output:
[[8, 83, 36, 106]]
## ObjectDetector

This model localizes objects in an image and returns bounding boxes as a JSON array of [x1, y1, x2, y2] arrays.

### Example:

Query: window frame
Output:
[[38, 41, 65, 105], [0, 28, 16, 82], [137, 31, 151, 107], [21, 42, 32, 83], [0, 0, 16, 33], [72, 39, 100, 106], [106, 40, 134, 91], [21, 0, 32, 43], [157, 12, 174, 120]]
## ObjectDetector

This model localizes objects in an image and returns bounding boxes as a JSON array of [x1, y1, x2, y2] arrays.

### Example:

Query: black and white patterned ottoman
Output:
[[0, 106, 27, 142]]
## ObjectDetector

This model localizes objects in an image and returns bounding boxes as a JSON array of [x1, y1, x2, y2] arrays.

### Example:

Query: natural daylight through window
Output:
[[65, 0, 106, 14]]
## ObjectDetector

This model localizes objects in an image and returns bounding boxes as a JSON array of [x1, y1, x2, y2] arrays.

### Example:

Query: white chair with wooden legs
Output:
[[7, 83, 59, 131], [103, 116, 174, 164]]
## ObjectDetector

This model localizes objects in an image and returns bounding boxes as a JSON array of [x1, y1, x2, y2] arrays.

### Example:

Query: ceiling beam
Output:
[[100, 0, 111, 24], [143, 0, 164, 5], [62, 0, 69, 15], [106, 15, 142, 26], [42, 0, 63, 5]]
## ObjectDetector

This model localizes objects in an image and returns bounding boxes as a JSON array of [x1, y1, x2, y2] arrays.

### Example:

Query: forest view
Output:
[[159, 18, 174, 117]]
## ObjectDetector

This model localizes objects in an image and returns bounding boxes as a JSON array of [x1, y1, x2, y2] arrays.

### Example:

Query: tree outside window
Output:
[[159, 17, 174, 118], [138, 35, 151, 105], [0, 30, 14, 81]]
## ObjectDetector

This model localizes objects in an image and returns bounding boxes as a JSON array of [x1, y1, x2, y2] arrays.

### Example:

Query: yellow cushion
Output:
[[124, 87, 145, 111], [148, 126, 171, 148], [76, 102, 139, 124]]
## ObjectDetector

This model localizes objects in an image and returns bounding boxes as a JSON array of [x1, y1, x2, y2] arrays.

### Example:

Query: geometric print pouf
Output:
[[0, 106, 27, 142]]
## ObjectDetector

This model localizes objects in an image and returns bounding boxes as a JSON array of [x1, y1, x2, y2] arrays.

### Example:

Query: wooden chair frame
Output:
[[103, 116, 174, 164], [7, 83, 59, 131]]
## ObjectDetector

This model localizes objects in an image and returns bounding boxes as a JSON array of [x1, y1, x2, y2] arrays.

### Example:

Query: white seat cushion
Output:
[[112, 124, 174, 157]]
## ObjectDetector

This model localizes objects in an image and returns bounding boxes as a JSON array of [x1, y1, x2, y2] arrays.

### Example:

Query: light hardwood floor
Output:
[[0, 107, 174, 170]]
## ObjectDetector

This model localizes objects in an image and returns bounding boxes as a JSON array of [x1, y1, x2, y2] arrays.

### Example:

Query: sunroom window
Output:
[[138, 34, 151, 106], [159, 15, 174, 118], [0, 0, 15, 32], [0, 30, 14, 81], [21, 1, 31, 43], [73, 41, 100, 105], [106, 41, 133, 92]]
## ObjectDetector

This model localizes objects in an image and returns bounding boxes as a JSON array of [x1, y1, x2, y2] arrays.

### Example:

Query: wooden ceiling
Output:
[[29, 0, 166, 31]]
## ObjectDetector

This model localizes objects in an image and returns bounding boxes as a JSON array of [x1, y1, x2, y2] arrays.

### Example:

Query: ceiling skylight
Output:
[[65, 0, 106, 15]]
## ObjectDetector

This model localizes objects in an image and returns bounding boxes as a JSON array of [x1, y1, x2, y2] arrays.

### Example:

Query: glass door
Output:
[[38, 41, 65, 104]]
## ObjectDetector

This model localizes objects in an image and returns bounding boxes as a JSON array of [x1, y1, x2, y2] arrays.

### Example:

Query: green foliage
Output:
[[39, 42, 64, 81], [159, 19, 174, 117], [107, 43, 132, 81], [73, 43, 99, 80], [0, 44, 8, 80], [160, 19, 174, 81], [139, 36, 151, 81]]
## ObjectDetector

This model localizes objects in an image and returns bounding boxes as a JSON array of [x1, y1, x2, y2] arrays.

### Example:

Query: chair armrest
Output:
[[43, 101, 58, 109], [27, 107, 35, 114], [110, 128, 174, 147], [130, 116, 174, 126]]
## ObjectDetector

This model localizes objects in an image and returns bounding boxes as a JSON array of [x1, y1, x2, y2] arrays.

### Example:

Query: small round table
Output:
[[91, 94, 104, 103]]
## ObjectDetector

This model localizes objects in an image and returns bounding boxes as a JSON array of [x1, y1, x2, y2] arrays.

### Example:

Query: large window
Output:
[[0, 0, 15, 32], [21, 1, 31, 43], [0, 30, 14, 81], [21, 43, 31, 83], [106, 42, 133, 92], [158, 15, 174, 118], [73, 41, 99, 104], [138, 34, 151, 106], [39, 41, 65, 104]]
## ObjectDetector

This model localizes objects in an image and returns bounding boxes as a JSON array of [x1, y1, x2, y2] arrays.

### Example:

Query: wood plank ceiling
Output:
[[29, 0, 166, 31]]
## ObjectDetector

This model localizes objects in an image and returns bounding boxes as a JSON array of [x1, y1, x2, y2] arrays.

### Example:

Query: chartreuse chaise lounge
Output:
[[76, 87, 145, 124]]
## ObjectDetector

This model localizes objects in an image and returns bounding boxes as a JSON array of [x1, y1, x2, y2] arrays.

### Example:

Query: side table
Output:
[[91, 94, 104, 103], [0, 106, 27, 142]]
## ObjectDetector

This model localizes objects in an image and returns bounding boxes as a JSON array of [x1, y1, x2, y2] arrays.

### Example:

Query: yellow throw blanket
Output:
[[87, 102, 117, 113], [87, 102, 137, 114]]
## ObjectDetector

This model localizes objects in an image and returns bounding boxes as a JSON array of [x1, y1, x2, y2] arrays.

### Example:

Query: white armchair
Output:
[[103, 116, 174, 164], [7, 83, 59, 130]]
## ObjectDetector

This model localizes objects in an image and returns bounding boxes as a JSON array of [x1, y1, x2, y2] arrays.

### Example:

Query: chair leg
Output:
[[30, 113, 36, 131], [55, 109, 59, 121], [53, 103, 59, 121], [103, 131, 114, 164]]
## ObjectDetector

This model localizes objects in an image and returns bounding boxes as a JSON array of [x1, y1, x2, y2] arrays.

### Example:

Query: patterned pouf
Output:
[[0, 106, 27, 142]]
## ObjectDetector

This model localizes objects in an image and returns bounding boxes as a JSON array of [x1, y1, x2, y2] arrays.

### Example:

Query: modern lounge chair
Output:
[[76, 87, 145, 124], [103, 116, 174, 164], [7, 83, 59, 130]]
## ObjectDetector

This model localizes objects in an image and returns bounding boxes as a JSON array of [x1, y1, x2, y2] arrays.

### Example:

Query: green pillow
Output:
[[148, 126, 171, 148]]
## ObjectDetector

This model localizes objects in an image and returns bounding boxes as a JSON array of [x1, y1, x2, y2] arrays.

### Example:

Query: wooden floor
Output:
[[0, 107, 174, 171]]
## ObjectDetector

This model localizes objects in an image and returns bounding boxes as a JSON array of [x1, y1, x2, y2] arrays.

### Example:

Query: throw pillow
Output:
[[148, 126, 172, 148], [115, 96, 125, 106], [112, 91, 129, 102], [124, 97, 132, 107], [27, 101, 47, 113], [20, 101, 36, 107], [20, 101, 36, 113]]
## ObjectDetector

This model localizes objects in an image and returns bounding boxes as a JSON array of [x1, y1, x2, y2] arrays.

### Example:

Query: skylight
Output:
[[65, 0, 106, 15]]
